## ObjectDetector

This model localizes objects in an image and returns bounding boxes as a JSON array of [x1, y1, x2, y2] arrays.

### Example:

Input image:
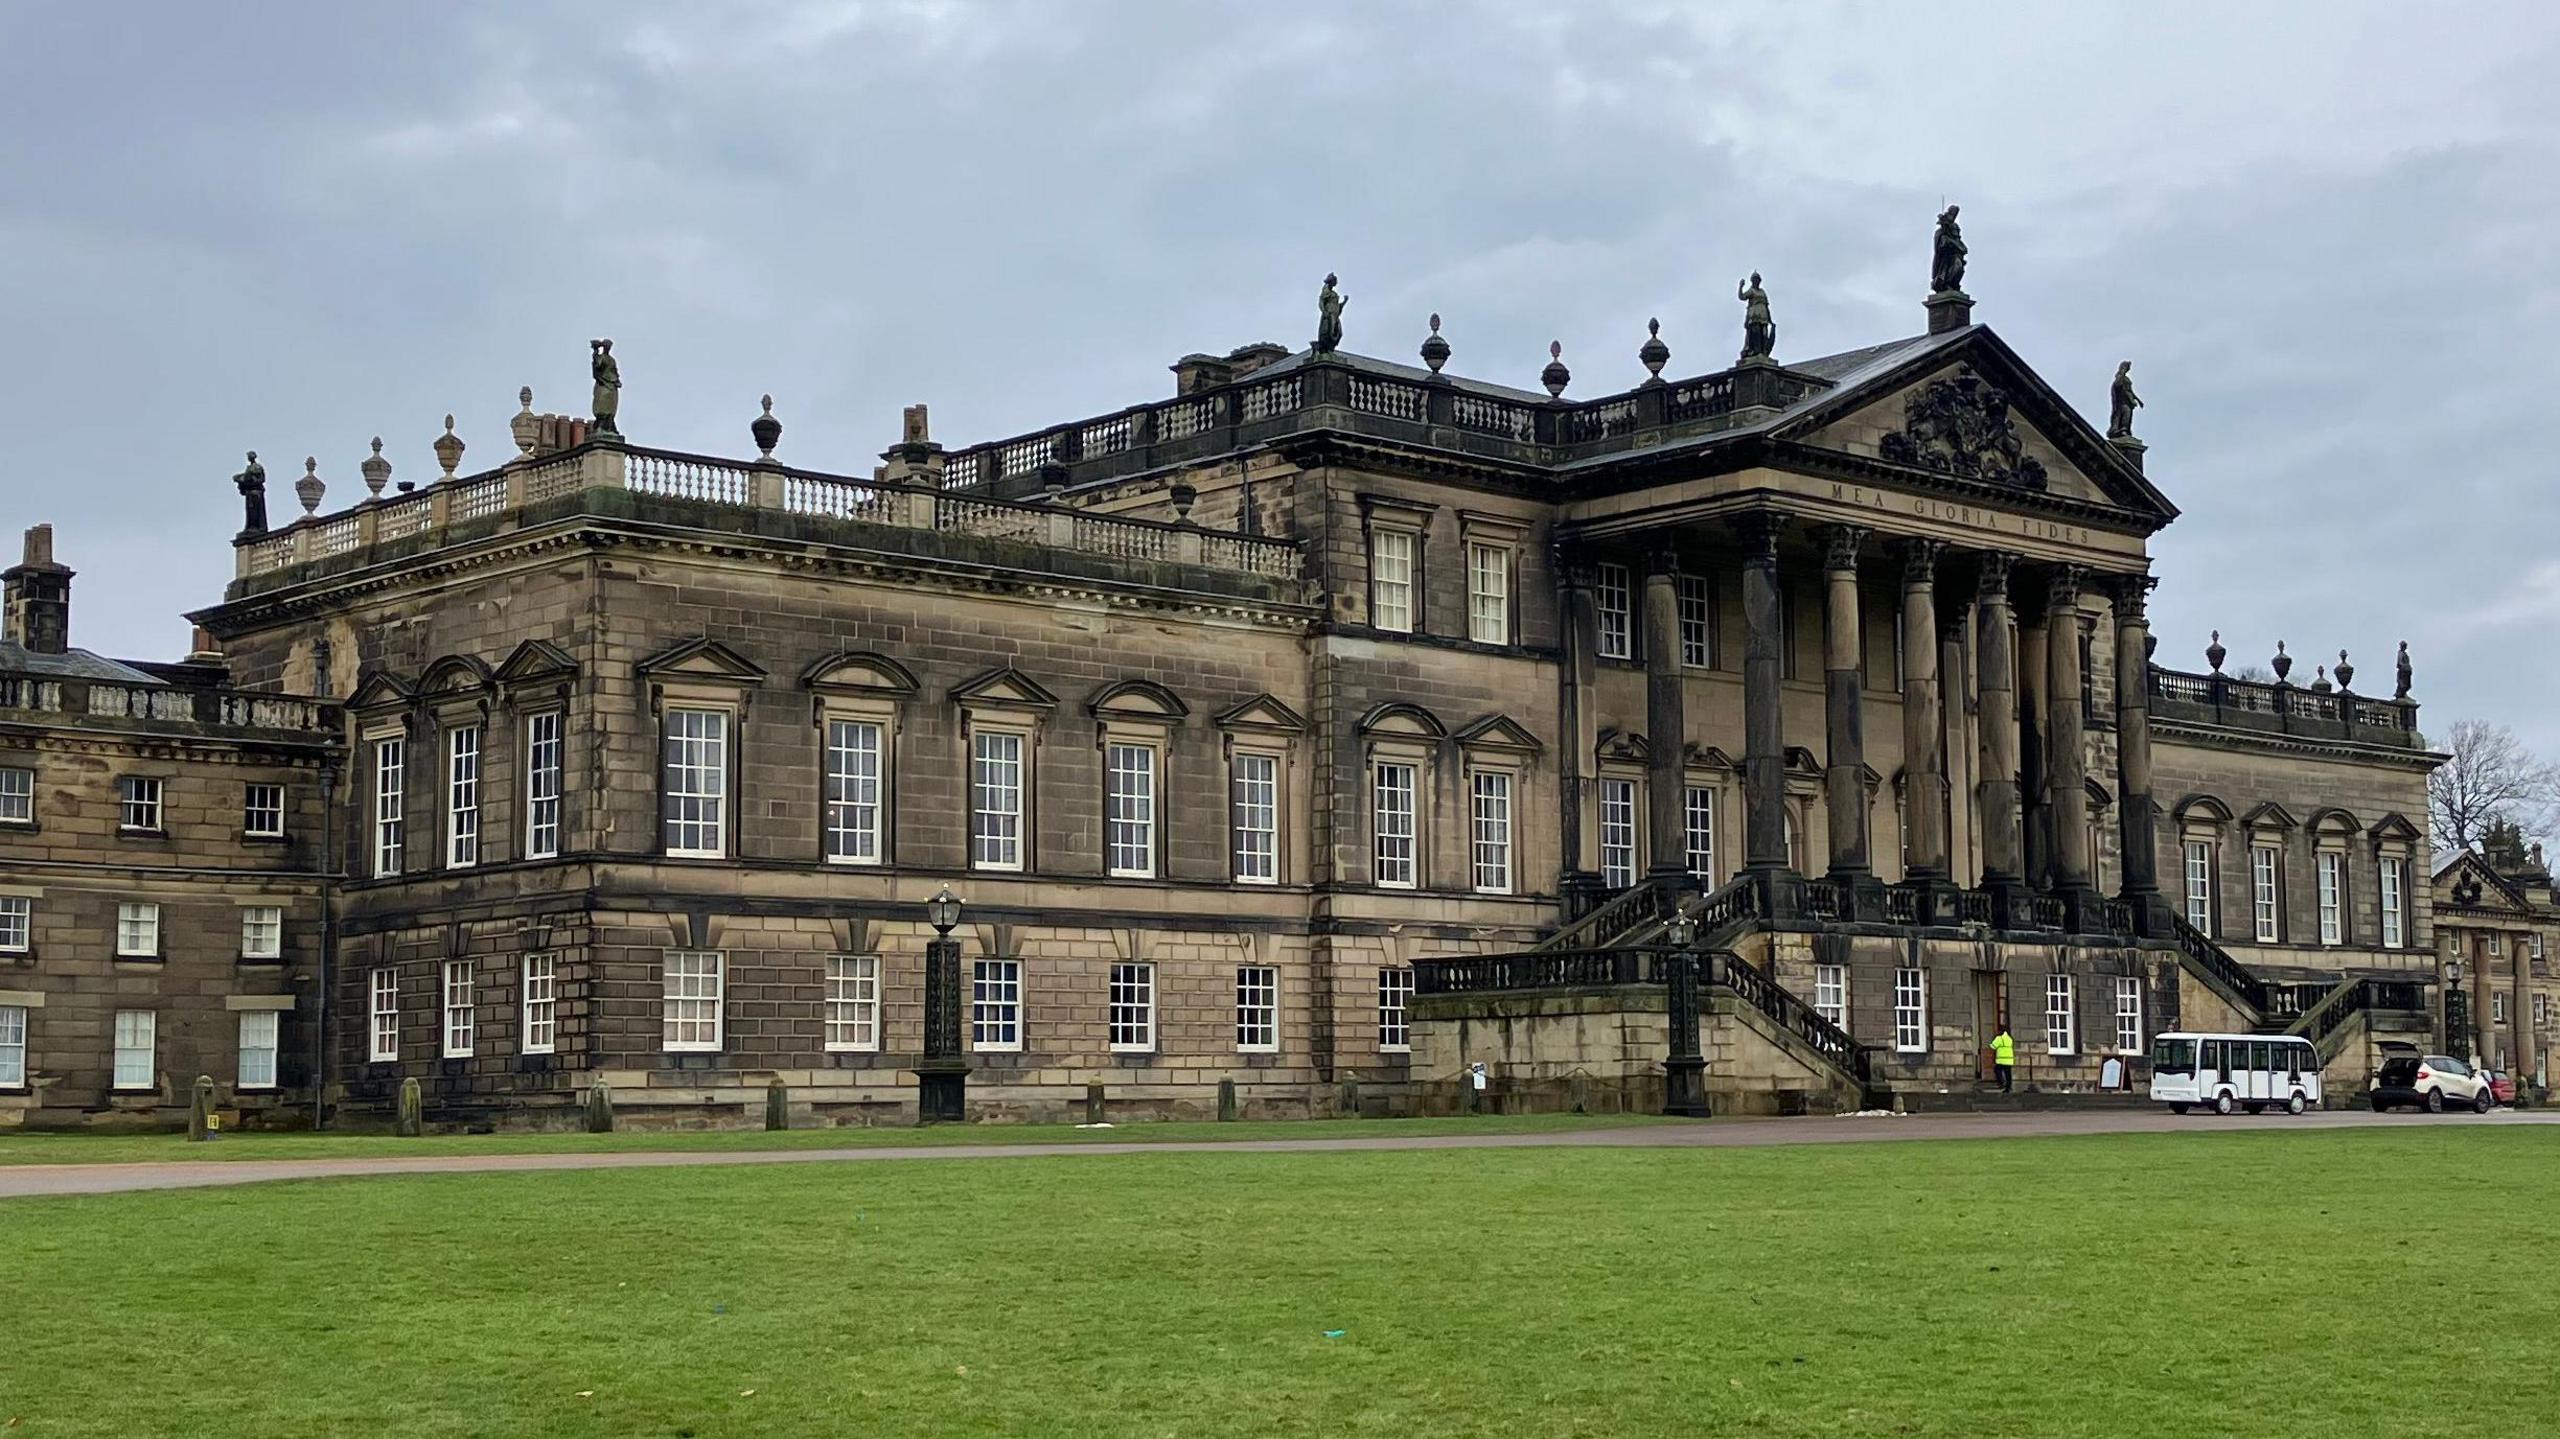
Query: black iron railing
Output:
[[1537, 879, 1683, 953], [2289, 976, 2431, 1049], [2169, 915, 2272, 1015], [1704, 951, 1871, 1083]]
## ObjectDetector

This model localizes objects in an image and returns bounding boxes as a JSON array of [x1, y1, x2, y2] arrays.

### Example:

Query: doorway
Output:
[[1972, 969, 2008, 1081]]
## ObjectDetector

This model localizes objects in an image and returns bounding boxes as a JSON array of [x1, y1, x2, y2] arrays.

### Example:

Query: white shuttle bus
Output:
[[2149, 1032, 2322, 1115]]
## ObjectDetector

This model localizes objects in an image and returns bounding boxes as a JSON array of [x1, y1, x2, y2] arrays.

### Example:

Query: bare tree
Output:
[[2428, 718, 2560, 854]]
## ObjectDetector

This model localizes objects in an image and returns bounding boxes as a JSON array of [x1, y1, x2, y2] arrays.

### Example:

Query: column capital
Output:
[[1895, 535, 1945, 585], [2106, 571, 2156, 620], [1818, 523, 1867, 573], [1975, 550, 2016, 602], [1551, 536, 1599, 591], [1646, 543, 1684, 579], [1733, 509, 1786, 562], [2045, 562, 2087, 609]]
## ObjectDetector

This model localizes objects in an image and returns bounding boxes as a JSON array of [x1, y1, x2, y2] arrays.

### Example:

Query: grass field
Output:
[[3, 1128, 2553, 1438], [0, 1112, 1675, 1166]]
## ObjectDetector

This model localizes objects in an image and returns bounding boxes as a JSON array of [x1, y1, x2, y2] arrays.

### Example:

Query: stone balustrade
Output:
[[0, 669, 340, 738], [2147, 665, 2422, 748]]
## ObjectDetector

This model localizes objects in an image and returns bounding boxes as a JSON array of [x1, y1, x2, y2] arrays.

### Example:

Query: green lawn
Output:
[[3, 1130, 2553, 1438], [0, 1112, 1673, 1166]]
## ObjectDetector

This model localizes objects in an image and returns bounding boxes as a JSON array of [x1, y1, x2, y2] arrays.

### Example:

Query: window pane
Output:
[[661, 951, 724, 1051], [972, 959, 1022, 1050], [1815, 963, 1847, 1029], [1231, 753, 1279, 883], [970, 731, 1025, 870], [1105, 743, 1157, 877], [1372, 530, 1414, 633], [825, 955, 880, 1051], [241, 905, 283, 960], [1684, 787, 1716, 879], [525, 711, 564, 860], [443, 959, 475, 1057], [1236, 965, 1279, 1051], [1373, 762, 1417, 888], [117, 902, 159, 957], [238, 1011, 279, 1089], [1596, 563, 1632, 658], [1677, 573, 1712, 668], [824, 719, 883, 864], [373, 737, 406, 876], [0, 1004, 25, 1087], [2045, 974, 2075, 1054], [113, 1010, 155, 1088], [0, 767, 31, 824], [446, 725, 481, 868], [1893, 968, 1927, 1053], [1109, 963, 1155, 1051], [522, 953, 558, 1054], [0, 896, 30, 953], [1599, 779, 1637, 888], [244, 782, 286, 837], [1469, 770, 1512, 894], [1467, 543, 1510, 645], [370, 968, 400, 1061], [662, 711, 729, 856], [1377, 967, 1413, 1050]]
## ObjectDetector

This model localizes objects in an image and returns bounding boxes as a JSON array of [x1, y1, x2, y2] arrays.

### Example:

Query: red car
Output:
[[2483, 1070, 2520, 1105]]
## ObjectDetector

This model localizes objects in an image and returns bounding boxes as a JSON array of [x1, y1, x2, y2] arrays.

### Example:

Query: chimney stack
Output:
[[2, 525, 73, 656]]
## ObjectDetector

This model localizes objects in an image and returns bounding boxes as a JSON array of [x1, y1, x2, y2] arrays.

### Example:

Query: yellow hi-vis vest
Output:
[[1991, 1032, 2016, 1066]]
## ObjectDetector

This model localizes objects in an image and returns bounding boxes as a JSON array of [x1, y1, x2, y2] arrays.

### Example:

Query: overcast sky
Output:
[[4, 3, 2556, 747]]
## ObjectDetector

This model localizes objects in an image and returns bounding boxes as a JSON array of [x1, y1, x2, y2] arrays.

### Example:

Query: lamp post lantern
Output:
[[917, 886, 971, 1123], [1662, 910, 1710, 1118], [2445, 955, 2471, 1063]]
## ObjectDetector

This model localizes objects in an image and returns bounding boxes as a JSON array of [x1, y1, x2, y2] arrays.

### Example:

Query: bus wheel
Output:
[[2424, 1089, 2444, 1114], [2213, 1091, 2235, 1116], [2287, 1093, 2308, 1116], [2169, 1103, 2189, 1115]]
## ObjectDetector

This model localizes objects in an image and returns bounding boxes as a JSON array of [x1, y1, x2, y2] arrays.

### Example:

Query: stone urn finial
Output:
[[1419, 313, 1450, 376], [434, 414, 465, 479], [1541, 339, 1570, 398], [295, 457, 326, 516], [360, 436, 392, 498], [751, 394, 782, 459], [2334, 649, 2355, 691], [511, 386, 540, 456], [2311, 664, 2332, 694], [2206, 630, 2226, 673], [2271, 640, 2292, 682], [1169, 480, 1199, 525], [1639, 317, 1670, 382]]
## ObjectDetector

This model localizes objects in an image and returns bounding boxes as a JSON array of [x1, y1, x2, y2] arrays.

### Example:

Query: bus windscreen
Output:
[[2151, 1037, 2197, 1075]]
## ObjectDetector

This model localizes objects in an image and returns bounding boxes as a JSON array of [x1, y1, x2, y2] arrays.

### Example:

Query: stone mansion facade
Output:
[[4, 226, 2513, 1128]]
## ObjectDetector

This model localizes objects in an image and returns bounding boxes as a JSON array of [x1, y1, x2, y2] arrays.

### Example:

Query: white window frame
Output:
[[824, 718, 885, 866], [1372, 760, 1419, 889], [1370, 528, 1416, 634], [445, 723, 481, 869], [971, 958, 1023, 1052], [0, 765, 30, 825], [240, 904, 283, 961], [371, 734, 406, 877], [1814, 962, 1847, 1030], [118, 775, 163, 833], [524, 710, 564, 861], [1599, 777, 1638, 889], [112, 1009, 155, 1090], [2183, 839, 2215, 933], [1108, 962, 1156, 1053], [1676, 571, 1713, 668], [2250, 844, 2282, 944], [0, 895, 28, 954], [1377, 966, 1414, 1052], [661, 950, 724, 1052], [0, 1003, 24, 1087], [237, 1010, 279, 1090], [662, 708, 730, 859], [1230, 750, 1280, 885], [2045, 973, 2077, 1056], [1469, 768, 1513, 895], [243, 782, 286, 839], [825, 954, 881, 1053], [522, 953, 557, 1055], [442, 958, 475, 1058], [369, 968, 399, 1061], [2315, 851, 2343, 946], [2492, 991, 2507, 1024], [1684, 785, 1716, 880], [2379, 856, 2405, 949], [969, 729, 1027, 872], [1892, 967, 1927, 1054], [2113, 975, 2143, 1054], [1466, 541, 1510, 646], [116, 901, 159, 959], [1595, 562, 1632, 659], [1104, 741, 1158, 879], [1235, 965, 1278, 1052]]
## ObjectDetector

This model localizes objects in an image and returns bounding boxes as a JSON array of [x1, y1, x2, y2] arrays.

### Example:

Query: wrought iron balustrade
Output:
[[2169, 915, 2272, 1014]]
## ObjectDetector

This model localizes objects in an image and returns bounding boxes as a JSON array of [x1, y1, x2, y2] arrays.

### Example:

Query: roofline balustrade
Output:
[[0, 669, 340, 739], [2147, 664, 2421, 748]]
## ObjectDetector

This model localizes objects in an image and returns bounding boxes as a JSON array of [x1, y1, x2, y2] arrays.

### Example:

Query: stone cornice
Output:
[[2150, 716, 2446, 771], [0, 722, 340, 764]]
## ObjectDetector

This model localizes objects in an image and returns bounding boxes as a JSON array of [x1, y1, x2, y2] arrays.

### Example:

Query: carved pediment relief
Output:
[[1876, 368, 2047, 490]]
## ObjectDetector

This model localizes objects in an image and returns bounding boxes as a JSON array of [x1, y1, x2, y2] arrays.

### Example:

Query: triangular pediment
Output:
[[2241, 801, 2299, 832], [1683, 743, 1737, 771], [347, 667, 414, 712], [2370, 812, 2422, 845], [1213, 693, 1307, 734], [1596, 727, 1647, 762], [1774, 329, 2175, 524], [1357, 701, 1446, 740], [1088, 679, 1190, 720], [2437, 850, 2530, 914], [801, 651, 919, 698], [951, 666, 1058, 711], [1783, 745, 1823, 777], [494, 639, 579, 686], [636, 637, 768, 684], [1453, 713, 1542, 754]]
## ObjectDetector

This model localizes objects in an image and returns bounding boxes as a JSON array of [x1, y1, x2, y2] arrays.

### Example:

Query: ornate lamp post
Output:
[[2445, 956, 2471, 1064], [916, 886, 970, 1123], [1662, 910, 1710, 1118]]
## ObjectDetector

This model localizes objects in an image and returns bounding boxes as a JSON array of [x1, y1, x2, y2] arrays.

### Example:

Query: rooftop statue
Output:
[[1313, 274, 1346, 354], [1931, 205, 1968, 294], [2107, 360, 2143, 439], [591, 338, 622, 435], [1736, 272, 1775, 360], [233, 450, 268, 536]]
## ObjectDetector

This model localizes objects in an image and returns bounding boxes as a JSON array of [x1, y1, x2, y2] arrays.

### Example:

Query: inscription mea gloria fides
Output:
[[1826, 482, 2094, 548]]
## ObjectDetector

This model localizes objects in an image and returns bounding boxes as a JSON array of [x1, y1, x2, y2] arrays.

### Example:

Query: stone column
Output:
[[1819, 525, 1871, 887], [1938, 599, 1972, 887], [2017, 578, 2052, 893], [1555, 547, 1602, 909], [2111, 575, 2163, 932], [1644, 548, 1689, 880], [2514, 936, 2538, 1081], [1897, 539, 1949, 886], [1974, 554, 2026, 919], [2045, 565, 2095, 926], [1736, 512, 1795, 910]]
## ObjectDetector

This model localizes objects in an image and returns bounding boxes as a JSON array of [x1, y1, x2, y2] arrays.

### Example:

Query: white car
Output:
[[2370, 1051, 2496, 1114]]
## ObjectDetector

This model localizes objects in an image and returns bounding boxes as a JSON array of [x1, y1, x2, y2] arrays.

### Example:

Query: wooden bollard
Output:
[[765, 1077, 790, 1132], [584, 1075, 615, 1133], [188, 1075, 216, 1142], [396, 1076, 423, 1136]]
